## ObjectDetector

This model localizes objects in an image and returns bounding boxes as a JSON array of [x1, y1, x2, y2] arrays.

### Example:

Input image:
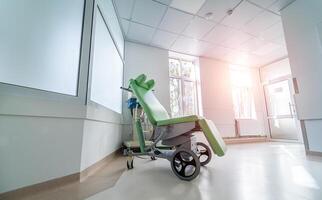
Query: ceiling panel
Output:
[[127, 22, 155, 44], [246, 54, 264, 67], [223, 50, 253, 66], [182, 16, 216, 39], [202, 45, 233, 59], [248, 0, 276, 8], [268, 0, 296, 14], [221, 31, 253, 49], [113, 0, 290, 67], [272, 35, 286, 46], [259, 21, 284, 41], [171, 36, 212, 56], [252, 42, 281, 56], [242, 11, 281, 36], [197, 0, 241, 22], [255, 46, 288, 66], [154, 0, 173, 5], [203, 24, 239, 44], [240, 37, 267, 52], [159, 8, 194, 33], [170, 0, 206, 14], [221, 1, 263, 29], [113, 0, 135, 20], [132, 0, 167, 27], [151, 29, 178, 49]]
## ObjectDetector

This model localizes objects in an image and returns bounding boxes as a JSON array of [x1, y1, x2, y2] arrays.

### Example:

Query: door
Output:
[[264, 79, 299, 140]]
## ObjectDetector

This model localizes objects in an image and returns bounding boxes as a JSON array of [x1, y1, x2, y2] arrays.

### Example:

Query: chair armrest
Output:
[[156, 115, 201, 126]]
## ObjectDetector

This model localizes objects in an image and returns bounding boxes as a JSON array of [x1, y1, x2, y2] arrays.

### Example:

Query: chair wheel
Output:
[[196, 142, 212, 166], [127, 158, 134, 169], [171, 148, 200, 181], [151, 156, 157, 160]]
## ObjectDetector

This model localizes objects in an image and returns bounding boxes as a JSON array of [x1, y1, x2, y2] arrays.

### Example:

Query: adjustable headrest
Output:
[[132, 74, 155, 91]]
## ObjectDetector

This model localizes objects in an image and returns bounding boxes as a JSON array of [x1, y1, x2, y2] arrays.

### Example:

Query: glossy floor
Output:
[[87, 142, 322, 200]]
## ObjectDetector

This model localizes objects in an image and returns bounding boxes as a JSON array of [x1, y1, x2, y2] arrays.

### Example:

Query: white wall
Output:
[[199, 57, 268, 137], [199, 58, 236, 137], [282, 0, 322, 119], [282, 0, 322, 152], [304, 120, 322, 152], [80, 119, 122, 171], [123, 42, 170, 121], [124, 42, 170, 112], [260, 58, 292, 83], [0, 0, 125, 193], [0, 116, 84, 193]]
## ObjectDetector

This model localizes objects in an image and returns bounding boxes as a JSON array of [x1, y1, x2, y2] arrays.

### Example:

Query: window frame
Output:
[[0, 0, 87, 97], [169, 57, 199, 117], [0, 0, 89, 119]]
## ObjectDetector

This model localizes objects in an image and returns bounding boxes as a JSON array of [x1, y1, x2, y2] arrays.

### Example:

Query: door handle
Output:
[[289, 102, 293, 117]]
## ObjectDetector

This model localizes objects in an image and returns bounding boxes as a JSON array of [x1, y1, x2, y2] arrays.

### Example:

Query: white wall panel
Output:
[[305, 120, 322, 152], [0, 116, 83, 193], [80, 120, 122, 170], [282, 0, 322, 152], [282, 0, 322, 119]]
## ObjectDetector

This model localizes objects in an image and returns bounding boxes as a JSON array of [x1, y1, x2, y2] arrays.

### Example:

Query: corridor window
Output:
[[230, 68, 257, 119], [90, 9, 123, 113], [169, 58, 198, 117], [0, 0, 84, 95]]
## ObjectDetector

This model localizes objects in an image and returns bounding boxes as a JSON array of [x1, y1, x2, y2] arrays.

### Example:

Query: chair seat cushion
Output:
[[156, 115, 201, 126]]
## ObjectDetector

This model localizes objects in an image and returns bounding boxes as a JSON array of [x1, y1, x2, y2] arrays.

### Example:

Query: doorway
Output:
[[264, 78, 300, 141]]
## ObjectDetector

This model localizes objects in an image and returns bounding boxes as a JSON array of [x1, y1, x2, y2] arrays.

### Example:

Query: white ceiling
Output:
[[113, 0, 296, 67]]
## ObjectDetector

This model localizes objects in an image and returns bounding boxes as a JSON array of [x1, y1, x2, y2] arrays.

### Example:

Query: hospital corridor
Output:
[[1, 0, 322, 199]]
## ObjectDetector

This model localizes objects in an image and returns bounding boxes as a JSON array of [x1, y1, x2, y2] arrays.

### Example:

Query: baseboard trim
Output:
[[224, 137, 268, 144], [0, 148, 122, 198], [80, 148, 121, 182], [306, 150, 322, 157], [0, 173, 80, 199], [268, 139, 302, 143]]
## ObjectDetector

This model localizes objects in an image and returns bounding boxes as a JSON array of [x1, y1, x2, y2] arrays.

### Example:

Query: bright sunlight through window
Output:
[[230, 67, 257, 120]]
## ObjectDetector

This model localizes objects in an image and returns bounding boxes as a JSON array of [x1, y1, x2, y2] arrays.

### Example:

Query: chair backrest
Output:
[[129, 74, 169, 125]]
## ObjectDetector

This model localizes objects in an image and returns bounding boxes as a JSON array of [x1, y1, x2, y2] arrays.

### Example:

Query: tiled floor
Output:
[[87, 142, 322, 200], [4, 142, 322, 200]]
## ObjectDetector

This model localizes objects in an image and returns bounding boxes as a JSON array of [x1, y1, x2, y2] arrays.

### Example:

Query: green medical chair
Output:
[[123, 74, 227, 181]]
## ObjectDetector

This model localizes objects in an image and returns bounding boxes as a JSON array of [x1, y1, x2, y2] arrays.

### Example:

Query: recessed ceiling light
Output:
[[227, 9, 233, 16], [204, 12, 214, 20]]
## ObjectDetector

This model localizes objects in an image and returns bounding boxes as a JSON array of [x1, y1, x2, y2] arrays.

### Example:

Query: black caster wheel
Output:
[[196, 142, 212, 166], [151, 156, 157, 160], [127, 158, 134, 169], [171, 148, 200, 181]]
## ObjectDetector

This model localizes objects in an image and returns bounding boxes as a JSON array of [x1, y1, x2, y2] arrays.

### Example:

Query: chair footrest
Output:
[[198, 119, 227, 157]]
